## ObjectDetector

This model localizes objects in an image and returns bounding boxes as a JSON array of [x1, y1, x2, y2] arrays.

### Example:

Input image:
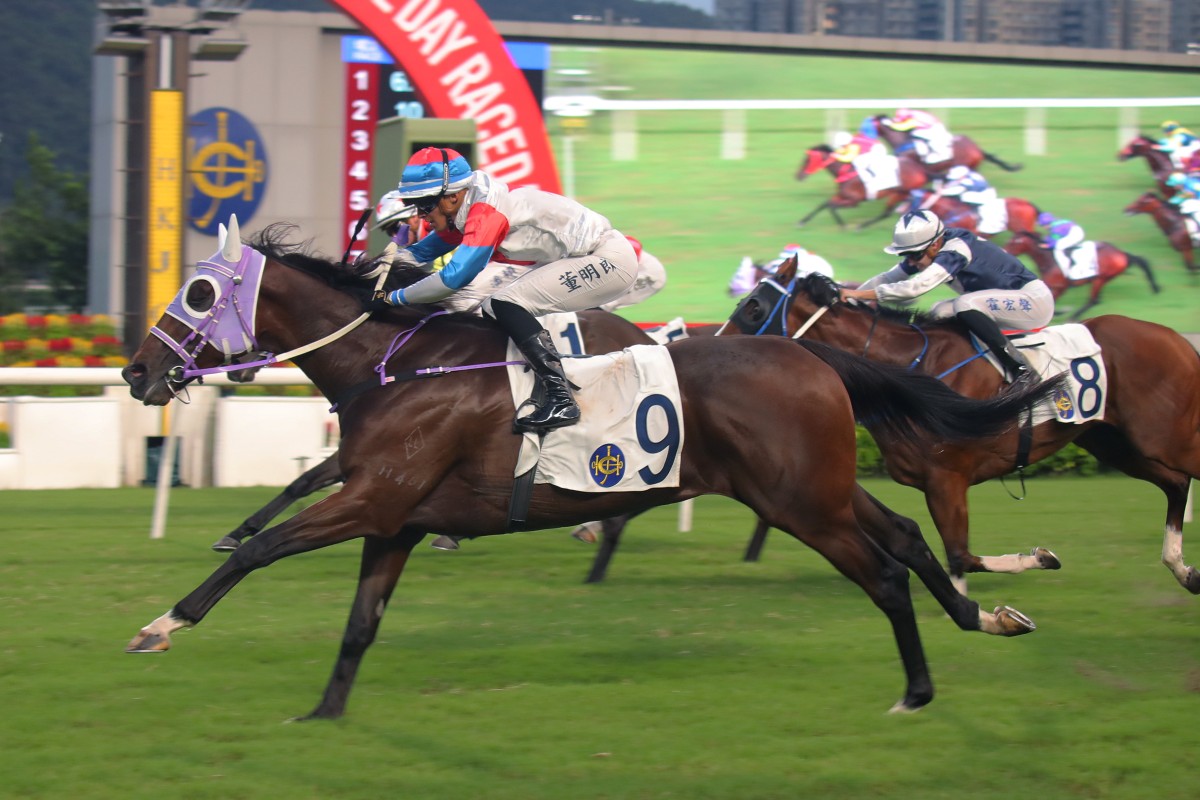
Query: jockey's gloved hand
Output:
[[363, 294, 393, 313], [384, 289, 409, 306]]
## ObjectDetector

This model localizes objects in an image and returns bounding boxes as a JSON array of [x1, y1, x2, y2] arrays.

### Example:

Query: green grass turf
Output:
[[0, 478, 1196, 798], [547, 47, 1200, 332]]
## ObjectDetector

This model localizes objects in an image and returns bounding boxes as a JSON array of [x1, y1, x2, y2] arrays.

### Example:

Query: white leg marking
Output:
[[951, 574, 969, 597], [141, 610, 190, 638], [1161, 526, 1191, 583]]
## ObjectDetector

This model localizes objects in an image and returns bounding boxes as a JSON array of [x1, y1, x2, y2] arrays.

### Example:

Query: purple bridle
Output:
[[149, 244, 267, 386]]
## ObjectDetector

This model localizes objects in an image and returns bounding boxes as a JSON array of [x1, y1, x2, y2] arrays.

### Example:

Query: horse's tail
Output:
[[982, 150, 1023, 172], [1127, 252, 1161, 294], [795, 340, 1062, 442]]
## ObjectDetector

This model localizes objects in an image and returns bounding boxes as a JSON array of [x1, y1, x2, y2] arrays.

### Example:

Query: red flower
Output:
[[3, 340, 25, 352], [34, 357, 58, 367], [84, 355, 105, 367], [48, 337, 74, 352], [26, 315, 47, 328], [92, 335, 120, 346], [68, 314, 90, 326]]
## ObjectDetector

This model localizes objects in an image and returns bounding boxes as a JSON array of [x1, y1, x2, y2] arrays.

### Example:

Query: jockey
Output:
[[831, 129, 892, 196], [1037, 211, 1087, 276], [1157, 121, 1200, 170], [728, 244, 835, 298], [885, 108, 955, 165], [932, 165, 996, 207], [598, 235, 668, 312], [374, 190, 420, 249], [840, 210, 1053, 382], [382, 147, 638, 433]]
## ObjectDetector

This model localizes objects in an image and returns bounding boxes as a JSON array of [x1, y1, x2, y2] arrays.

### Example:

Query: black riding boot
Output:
[[489, 300, 580, 434], [512, 330, 580, 433], [956, 309, 1033, 383]]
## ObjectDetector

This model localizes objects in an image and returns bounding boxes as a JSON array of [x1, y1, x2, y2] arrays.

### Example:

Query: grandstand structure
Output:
[[711, 0, 1199, 55]]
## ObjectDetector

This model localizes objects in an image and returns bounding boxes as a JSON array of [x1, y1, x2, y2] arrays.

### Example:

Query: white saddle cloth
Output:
[[508, 343, 685, 492], [980, 323, 1108, 426], [1061, 242, 1099, 281], [857, 154, 900, 199], [976, 197, 1008, 235]]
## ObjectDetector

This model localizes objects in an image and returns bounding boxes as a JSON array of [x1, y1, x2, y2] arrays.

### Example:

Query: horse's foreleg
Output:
[[211, 452, 345, 552], [921, 475, 981, 595], [302, 528, 425, 721], [1070, 288, 1102, 320], [742, 519, 770, 562], [127, 487, 396, 653], [852, 486, 1035, 636]]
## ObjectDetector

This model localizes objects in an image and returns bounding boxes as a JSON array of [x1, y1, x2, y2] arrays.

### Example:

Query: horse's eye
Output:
[[181, 276, 220, 317]]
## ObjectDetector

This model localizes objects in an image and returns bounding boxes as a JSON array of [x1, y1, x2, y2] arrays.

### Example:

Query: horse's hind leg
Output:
[[584, 513, 639, 584], [304, 528, 425, 720], [211, 452, 344, 552], [743, 518, 770, 562], [1079, 428, 1200, 594], [853, 486, 1035, 636], [769, 503, 934, 712]]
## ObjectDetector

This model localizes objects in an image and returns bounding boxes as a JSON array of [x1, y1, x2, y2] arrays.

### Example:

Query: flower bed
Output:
[[0, 313, 126, 369]]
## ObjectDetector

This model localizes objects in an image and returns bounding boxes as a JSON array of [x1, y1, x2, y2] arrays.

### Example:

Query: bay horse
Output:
[[912, 195, 1041, 238], [1124, 191, 1198, 273], [727, 264, 1200, 598], [870, 115, 1022, 175], [1003, 230, 1159, 319], [795, 144, 929, 230], [120, 219, 1055, 719], [1117, 135, 1177, 197], [209, 309, 660, 553]]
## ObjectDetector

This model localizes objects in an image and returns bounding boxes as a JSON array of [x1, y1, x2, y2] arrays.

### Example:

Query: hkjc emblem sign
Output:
[[187, 107, 269, 235]]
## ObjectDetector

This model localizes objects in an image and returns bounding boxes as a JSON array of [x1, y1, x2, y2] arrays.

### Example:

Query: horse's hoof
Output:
[[430, 535, 459, 551], [126, 629, 171, 653], [887, 692, 931, 714], [211, 536, 240, 552], [1032, 547, 1061, 570], [571, 523, 600, 545], [994, 605, 1036, 636], [1181, 567, 1200, 595]]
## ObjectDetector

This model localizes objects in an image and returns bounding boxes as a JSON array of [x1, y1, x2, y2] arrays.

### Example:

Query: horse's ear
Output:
[[217, 222, 228, 252], [222, 214, 242, 262]]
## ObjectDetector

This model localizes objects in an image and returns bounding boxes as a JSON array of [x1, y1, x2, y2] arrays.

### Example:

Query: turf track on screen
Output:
[[0, 478, 1196, 799], [550, 48, 1200, 333]]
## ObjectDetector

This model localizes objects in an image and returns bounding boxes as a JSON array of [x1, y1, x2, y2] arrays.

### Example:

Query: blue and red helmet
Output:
[[396, 147, 473, 200]]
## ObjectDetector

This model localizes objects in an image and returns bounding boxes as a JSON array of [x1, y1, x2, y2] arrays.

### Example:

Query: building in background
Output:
[[714, 0, 1200, 53]]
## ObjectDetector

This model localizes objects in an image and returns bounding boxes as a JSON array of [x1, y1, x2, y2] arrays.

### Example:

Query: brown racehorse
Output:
[[795, 144, 929, 230], [1124, 191, 1198, 273], [119, 222, 1055, 718], [1004, 230, 1159, 319], [910, 194, 1041, 238], [870, 115, 1022, 175], [1117, 135, 1177, 197], [209, 309, 659, 553], [727, 265, 1200, 598]]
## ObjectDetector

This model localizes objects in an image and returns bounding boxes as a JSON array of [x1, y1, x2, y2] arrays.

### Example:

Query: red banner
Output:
[[328, 0, 561, 193]]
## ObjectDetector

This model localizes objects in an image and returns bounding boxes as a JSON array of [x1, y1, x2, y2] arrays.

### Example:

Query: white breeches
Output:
[[929, 279, 1056, 331]]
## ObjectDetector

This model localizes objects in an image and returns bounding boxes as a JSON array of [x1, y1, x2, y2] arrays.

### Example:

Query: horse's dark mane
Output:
[[249, 222, 443, 301]]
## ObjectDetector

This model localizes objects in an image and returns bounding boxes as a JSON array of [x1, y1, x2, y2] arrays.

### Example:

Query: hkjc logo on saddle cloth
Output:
[[187, 107, 269, 236]]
